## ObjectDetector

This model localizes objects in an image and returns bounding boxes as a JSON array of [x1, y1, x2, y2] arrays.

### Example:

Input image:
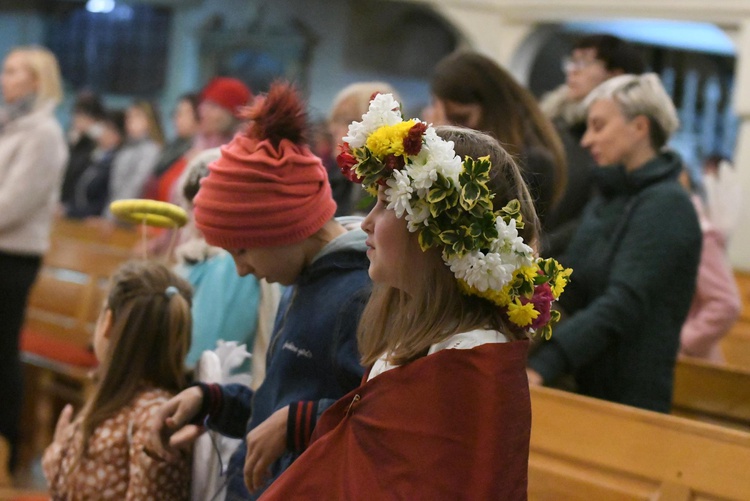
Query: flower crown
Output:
[[337, 94, 571, 338]]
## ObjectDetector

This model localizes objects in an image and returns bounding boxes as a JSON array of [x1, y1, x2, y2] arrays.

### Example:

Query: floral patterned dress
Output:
[[42, 387, 190, 500]]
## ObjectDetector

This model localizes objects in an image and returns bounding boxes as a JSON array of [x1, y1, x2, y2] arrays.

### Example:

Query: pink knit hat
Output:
[[193, 83, 336, 249], [200, 77, 252, 117]]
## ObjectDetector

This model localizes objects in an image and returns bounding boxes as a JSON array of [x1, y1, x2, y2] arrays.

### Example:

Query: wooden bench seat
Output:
[[721, 271, 750, 368], [672, 356, 750, 429], [529, 386, 750, 500]]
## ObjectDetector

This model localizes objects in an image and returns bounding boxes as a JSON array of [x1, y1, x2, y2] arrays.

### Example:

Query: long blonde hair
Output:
[[358, 126, 540, 366], [74, 260, 192, 467], [8, 46, 63, 107]]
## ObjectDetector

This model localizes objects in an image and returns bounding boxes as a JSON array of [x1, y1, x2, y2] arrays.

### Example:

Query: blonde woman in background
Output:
[[328, 82, 399, 215], [0, 45, 68, 470]]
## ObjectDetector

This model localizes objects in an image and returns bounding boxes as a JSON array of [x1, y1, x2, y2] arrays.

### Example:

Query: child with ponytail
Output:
[[42, 260, 193, 500]]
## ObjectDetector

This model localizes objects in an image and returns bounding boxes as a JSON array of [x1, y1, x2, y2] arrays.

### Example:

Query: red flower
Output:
[[336, 143, 363, 183], [384, 154, 405, 171], [403, 122, 427, 156]]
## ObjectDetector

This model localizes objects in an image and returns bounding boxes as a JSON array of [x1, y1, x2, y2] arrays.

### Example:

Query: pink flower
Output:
[[528, 282, 553, 330]]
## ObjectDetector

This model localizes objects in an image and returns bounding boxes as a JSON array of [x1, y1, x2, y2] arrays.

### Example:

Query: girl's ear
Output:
[[101, 308, 114, 339]]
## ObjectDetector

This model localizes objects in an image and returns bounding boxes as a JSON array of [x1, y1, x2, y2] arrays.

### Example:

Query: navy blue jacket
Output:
[[199, 229, 371, 500]]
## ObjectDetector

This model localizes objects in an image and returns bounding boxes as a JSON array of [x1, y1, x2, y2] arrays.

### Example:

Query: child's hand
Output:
[[144, 386, 204, 461], [53, 404, 74, 443], [244, 406, 289, 493]]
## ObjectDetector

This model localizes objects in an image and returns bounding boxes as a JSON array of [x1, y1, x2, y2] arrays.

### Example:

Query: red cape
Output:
[[262, 340, 531, 500]]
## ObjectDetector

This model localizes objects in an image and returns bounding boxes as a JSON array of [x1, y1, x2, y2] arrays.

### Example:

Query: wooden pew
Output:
[[721, 271, 750, 368], [50, 217, 140, 251], [672, 356, 750, 430], [529, 386, 750, 501]]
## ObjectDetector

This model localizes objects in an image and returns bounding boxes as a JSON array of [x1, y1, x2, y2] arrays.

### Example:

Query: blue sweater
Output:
[[179, 251, 261, 368], [199, 227, 371, 500]]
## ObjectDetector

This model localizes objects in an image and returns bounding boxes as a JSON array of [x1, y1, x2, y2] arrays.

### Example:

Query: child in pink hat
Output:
[[147, 82, 371, 500]]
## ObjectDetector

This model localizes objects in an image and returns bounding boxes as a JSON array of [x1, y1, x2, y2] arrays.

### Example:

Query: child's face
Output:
[[361, 186, 420, 293], [228, 243, 307, 286]]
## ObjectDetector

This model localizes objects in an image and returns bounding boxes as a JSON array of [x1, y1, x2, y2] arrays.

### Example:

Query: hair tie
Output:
[[165, 286, 179, 299]]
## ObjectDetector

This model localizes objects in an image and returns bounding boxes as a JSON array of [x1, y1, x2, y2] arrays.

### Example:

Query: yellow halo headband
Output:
[[109, 199, 188, 228]]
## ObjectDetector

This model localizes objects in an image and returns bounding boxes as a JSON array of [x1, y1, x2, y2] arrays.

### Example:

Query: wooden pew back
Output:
[[672, 356, 750, 429], [24, 236, 133, 354], [529, 386, 750, 501], [722, 271, 750, 368]]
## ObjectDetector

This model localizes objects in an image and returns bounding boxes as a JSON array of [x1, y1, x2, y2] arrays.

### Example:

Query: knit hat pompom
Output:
[[241, 81, 306, 148], [193, 82, 337, 250]]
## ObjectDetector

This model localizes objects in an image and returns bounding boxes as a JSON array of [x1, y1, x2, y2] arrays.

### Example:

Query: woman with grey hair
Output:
[[527, 73, 702, 413]]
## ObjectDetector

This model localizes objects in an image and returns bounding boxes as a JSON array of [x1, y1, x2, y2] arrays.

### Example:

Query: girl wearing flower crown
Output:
[[42, 260, 192, 500], [261, 94, 571, 499]]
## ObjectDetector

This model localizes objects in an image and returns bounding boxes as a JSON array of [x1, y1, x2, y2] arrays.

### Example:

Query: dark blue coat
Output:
[[204, 230, 371, 500]]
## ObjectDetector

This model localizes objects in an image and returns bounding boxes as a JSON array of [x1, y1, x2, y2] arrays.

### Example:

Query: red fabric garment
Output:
[[261, 340, 531, 500], [156, 156, 188, 202]]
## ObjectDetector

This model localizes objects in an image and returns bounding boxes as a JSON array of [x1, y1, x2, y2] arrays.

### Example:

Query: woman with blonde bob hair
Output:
[[262, 94, 571, 499], [328, 81, 400, 214], [528, 73, 702, 413], [0, 45, 67, 467]]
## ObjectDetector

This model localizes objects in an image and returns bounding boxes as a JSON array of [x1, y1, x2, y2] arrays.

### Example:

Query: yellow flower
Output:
[[366, 120, 417, 158], [516, 265, 538, 284], [551, 268, 572, 298], [507, 298, 539, 327]]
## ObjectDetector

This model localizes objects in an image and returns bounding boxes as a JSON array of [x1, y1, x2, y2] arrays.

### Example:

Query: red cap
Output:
[[200, 77, 252, 117], [193, 82, 337, 249]]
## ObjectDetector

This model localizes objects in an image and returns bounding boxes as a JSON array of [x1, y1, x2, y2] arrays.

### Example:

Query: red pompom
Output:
[[241, 81, 307, 146]]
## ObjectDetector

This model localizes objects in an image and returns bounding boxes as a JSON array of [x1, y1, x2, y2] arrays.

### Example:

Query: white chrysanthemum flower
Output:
[[343, 120, 369, 149], [491, 218, 533, 261], [344, 94, 403, 148], [408, 162, 439, 192], [446, 251, 516, 292], [385, 169, 413, 218], [422, 129, 462, 182], [405, 200, 431, 232]]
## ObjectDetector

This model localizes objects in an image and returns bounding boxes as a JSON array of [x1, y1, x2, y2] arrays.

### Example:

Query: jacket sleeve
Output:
[[202, 383, 255, 439], [0, 121, 67, 231], [679, 228, 742, 357], [286, 398, 338, 452], [529, 188, 702, 383]]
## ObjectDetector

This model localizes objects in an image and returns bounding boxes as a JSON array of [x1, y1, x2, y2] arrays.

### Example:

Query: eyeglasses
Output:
[[562, 57, 603, 73]]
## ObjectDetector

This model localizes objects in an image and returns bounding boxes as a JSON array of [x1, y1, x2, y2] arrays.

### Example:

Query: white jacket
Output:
[[0, 101, 68, 255]]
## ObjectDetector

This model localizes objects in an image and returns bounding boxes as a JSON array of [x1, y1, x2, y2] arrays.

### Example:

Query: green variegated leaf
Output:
[[439, 229, 459, 245], [418, 226, 440, 251]]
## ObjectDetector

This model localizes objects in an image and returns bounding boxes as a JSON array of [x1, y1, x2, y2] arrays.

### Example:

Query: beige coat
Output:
[[0, 101, 68, 255]]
